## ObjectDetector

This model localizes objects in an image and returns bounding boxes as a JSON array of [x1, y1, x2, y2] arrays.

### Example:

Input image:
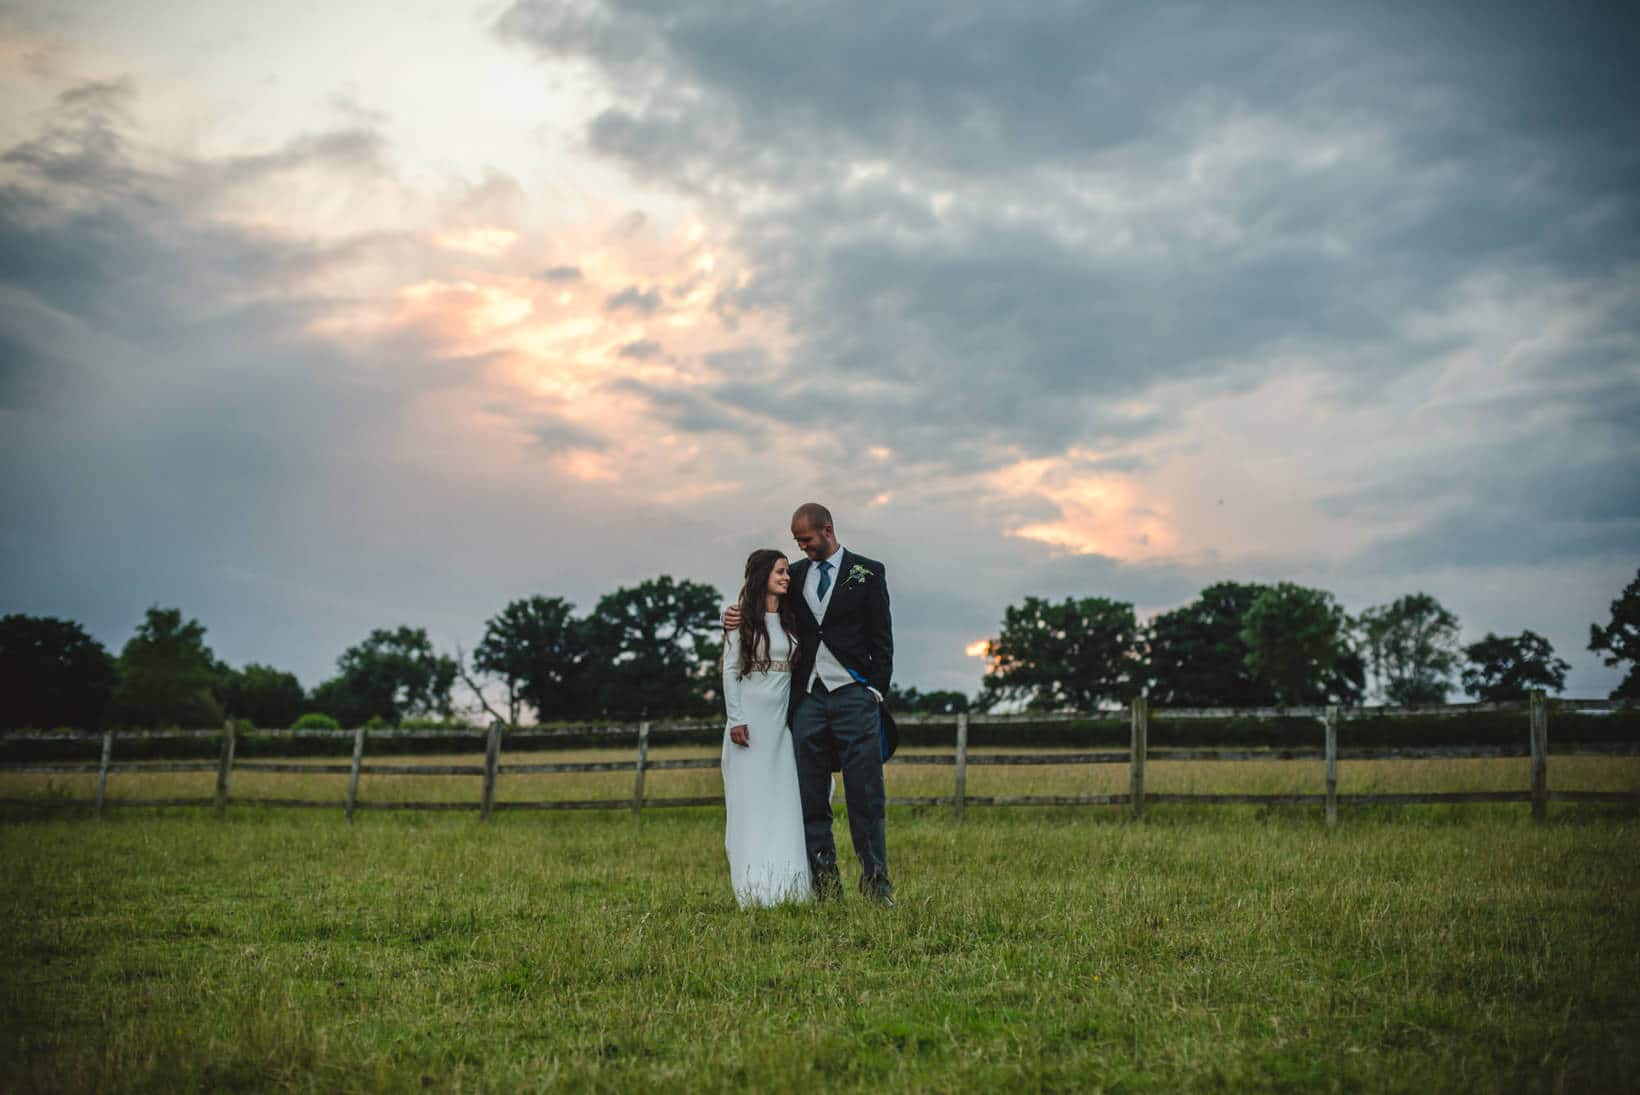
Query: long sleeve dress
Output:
[[721, 616, 811, 907]]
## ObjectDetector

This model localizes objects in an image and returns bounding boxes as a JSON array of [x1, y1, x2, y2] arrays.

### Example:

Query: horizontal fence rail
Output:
[[2, 693, 1636, 824]]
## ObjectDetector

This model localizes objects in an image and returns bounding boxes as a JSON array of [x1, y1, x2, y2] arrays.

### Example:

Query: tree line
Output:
[[0, 577, 726, 732], [2, 569, 1636, 731], [976, 570, 1640, 713]]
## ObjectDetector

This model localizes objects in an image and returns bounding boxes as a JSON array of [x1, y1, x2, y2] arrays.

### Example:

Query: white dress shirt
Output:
[[803, 544, 881, 701]]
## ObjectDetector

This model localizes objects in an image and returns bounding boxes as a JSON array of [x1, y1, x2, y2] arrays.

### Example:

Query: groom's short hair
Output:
[[792, 502, 833, 530]]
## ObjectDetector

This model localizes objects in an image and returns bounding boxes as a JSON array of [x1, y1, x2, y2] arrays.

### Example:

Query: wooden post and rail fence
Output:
[[2, 693, 1635, 823]]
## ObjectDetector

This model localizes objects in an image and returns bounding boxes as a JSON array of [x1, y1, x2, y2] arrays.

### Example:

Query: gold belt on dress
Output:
[[754, 660, 792, 673]]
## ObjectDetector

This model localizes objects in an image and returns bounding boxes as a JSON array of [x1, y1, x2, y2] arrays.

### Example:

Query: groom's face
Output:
[[791, 517, 835, 561]]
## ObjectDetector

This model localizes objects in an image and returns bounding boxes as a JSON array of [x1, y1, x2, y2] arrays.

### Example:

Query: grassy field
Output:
[[3, 755, 1640, 1092]]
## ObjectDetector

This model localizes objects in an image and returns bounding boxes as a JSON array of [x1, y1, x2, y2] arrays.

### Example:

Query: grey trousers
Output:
[[791, 679, 888, 881]]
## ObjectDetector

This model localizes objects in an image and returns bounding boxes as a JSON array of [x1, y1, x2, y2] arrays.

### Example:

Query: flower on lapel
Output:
[[846, 563, 874, 587]]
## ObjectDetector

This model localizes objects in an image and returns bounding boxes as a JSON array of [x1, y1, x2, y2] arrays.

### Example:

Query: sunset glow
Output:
[[989, 456, 1177, 560]]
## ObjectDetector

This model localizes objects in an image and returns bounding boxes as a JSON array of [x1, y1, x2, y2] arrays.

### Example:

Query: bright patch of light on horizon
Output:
[[989, 454, 1175, 560], [400, 280, 534, 334]]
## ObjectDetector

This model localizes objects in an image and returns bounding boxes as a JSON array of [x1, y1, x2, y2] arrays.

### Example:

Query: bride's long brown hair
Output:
[[737, 549, 799, 677]]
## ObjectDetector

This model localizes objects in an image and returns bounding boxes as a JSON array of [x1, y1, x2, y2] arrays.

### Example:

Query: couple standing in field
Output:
[[719, 503, 897, 908]]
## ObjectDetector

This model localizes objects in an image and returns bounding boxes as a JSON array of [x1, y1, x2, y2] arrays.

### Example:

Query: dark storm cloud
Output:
[[500, 0, 1640, 548], [196, 127, 388, 188], [0, 90, 393, 356], [604, 284, 662, 314], [605, 377, 755, 437], [616, 337, 661, 360], [503, 1, 1640, 188], [1362, 505, 1639, 574], [1334, 441, 1640, 572], [1320, 325, 1640, 572], [3, 81, 139, 192], [527, 415, 610, 452], [57, 77, 137, 113]]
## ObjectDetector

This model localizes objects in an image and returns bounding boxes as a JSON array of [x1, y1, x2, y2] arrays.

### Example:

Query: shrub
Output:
[[290, 712, 340, 731], [399, 717, 478, 730]]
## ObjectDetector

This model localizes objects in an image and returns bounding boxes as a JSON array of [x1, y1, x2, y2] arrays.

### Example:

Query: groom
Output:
[[727, 502, 895, 904]]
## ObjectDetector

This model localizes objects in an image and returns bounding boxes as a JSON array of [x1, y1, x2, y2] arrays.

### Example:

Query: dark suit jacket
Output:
[[786, 549, 894, 729]]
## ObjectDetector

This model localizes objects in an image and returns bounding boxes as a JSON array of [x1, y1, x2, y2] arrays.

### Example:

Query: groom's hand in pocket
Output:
[[729, 724, 750, 747]]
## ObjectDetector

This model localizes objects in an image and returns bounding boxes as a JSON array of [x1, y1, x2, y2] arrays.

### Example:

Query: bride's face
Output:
[[766, 557, 791, 597]]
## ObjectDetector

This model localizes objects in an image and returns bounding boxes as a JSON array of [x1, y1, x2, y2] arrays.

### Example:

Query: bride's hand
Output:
[[729, 724, 750, 747], [722, 604, 741, 631]]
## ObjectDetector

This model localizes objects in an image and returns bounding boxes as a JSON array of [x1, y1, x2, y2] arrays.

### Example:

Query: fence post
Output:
[[481, 721, 502, 822], [1530, 689, 1548, 822], [1130, 697, 1148, 820], [954, 713, 969, 822], [345, 727, 366, 822], [632, 721, 651, 818], [1324, 706, 1339, 828], [214, 720, 236, 819], [94, 730, 113, 818]]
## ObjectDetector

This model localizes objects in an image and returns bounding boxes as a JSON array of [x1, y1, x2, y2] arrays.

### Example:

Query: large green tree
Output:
[[1240, 583, 1363, 706], [1145, 582, 1277, 707], [1588, 568, 1640, 700], [979, 596, 1141, 712], [0, 614, 118, 730], [1461, 631, 1570, 701], [580, 577, 723, 719], [312, 627, 456, 727], [473, 596, 589, 724], [217, 663, 306, 728], [110, 606, 226, 728], [1358, 593, 1462, 705]]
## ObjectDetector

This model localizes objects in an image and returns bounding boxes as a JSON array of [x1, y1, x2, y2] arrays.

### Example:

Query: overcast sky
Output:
[[2, 0, 1636, 705]]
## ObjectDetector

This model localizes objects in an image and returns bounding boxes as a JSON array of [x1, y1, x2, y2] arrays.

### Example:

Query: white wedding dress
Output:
[[721, 616, 811, 907]]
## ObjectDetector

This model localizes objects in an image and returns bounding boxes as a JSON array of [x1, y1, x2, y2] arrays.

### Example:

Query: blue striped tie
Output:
[[816, 560, 832, 599]]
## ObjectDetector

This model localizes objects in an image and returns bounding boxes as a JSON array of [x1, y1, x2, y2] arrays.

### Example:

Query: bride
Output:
[[721, 548, 811, 907]]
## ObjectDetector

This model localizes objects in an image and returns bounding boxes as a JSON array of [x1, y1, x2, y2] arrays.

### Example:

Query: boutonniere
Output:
[[846, 564, 874, 587]]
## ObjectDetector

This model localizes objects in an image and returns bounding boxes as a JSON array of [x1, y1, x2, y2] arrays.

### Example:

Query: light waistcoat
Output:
[[802, 544, 856, 693]]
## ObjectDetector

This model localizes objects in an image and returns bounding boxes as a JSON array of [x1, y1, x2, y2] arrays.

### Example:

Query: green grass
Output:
[[4, 793, 1639, 1092]]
